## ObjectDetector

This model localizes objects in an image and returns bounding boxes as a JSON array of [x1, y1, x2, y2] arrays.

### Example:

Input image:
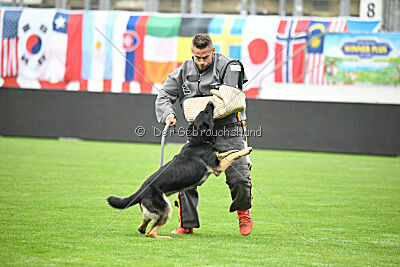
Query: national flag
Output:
[[46, 11, 83, 82], [1, 77, 19, 87], [1, 10, 21, 77], [17, 8, 56, 80], [241, 16, 279, 98], [81, 11, 117, 83], [305, 18, 348, 85], [328, 17, 348, 33], [305, 20, 330, 85], [177, 17, 212, 65], [111, 12, 134, 85], [143, 15, 181, 85], [208, 16, 246, 60], [111, 13, 149, 89], [275, 18, 310, 83]]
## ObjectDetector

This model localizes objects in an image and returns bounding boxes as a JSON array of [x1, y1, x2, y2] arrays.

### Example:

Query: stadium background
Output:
[[0, 0, 399, 156], [0, 1, 399, 265]]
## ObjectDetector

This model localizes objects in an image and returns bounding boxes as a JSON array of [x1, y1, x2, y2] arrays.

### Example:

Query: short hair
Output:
[[192, 33, 213, 49]]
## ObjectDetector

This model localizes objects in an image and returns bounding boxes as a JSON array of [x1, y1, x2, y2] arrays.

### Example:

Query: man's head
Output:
[[191, 33, 215, 72]]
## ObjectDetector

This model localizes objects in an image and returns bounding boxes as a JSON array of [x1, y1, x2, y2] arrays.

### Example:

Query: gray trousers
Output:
[[177, 124, 252, 228]]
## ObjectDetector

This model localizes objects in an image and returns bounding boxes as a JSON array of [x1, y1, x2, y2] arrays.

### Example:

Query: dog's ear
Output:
[[208, 118, 214, 130], [195, 120, 209, 131], [202, 121, 210, 130], [193, 111, 210, 130], [193, 116, 203, 130]]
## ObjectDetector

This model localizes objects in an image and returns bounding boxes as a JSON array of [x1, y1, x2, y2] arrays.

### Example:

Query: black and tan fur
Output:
[[107, 102, 252, 238]]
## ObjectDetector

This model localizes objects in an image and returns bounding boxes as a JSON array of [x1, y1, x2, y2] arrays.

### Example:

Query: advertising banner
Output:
[[324, 33, 400, 84]]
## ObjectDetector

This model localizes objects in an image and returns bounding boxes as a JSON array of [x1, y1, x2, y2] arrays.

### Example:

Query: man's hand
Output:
[[210, 89, 226, 118], [165, 113, 177, 127]]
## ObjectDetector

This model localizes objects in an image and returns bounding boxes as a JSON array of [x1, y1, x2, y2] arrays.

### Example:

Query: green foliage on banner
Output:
[[325, 56, 400, 84]]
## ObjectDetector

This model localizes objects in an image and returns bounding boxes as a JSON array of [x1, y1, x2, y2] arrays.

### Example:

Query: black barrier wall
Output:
[[0, 88, 399, 156]]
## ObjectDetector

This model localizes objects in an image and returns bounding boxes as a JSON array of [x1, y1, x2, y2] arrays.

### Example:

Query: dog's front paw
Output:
[[213, 170, 222, 176], [244, 147, 253, 155]]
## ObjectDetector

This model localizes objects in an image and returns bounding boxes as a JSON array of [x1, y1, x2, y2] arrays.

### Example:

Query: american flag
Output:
[[305, 18, 348, 85], [1, 10, 21, 77]]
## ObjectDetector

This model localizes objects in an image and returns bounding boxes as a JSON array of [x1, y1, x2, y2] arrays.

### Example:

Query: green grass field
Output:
[[1, 136, 399, 265]]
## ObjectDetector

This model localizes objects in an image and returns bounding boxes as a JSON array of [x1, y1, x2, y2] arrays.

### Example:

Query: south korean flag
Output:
[[18, 9, 56, 80]]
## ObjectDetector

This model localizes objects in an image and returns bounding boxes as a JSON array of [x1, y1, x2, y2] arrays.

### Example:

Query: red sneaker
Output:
[[237, 210, 253, 236], [170, 226, 194, 235]]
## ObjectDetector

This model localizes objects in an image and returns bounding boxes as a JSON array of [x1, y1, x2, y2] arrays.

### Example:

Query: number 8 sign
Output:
[[360, 0, 383, 20]]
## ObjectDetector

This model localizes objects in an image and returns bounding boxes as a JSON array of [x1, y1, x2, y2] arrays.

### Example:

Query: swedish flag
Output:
[[208, 17, 246, 60]]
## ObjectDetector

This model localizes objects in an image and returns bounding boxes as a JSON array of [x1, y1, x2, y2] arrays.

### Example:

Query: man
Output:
[[155, 33, 253, 236]]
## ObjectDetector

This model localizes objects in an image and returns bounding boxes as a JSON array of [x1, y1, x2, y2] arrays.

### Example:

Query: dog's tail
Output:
[[107, 191, 140, 209]]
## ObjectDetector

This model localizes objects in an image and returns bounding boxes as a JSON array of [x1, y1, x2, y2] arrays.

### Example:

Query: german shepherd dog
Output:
[[107, 102, 252, 238]]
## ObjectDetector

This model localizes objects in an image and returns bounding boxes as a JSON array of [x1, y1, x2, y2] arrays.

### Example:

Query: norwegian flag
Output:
[[274, 18, 310, 83], [1, 10, 22, 77], [305, 18, 348, 85]]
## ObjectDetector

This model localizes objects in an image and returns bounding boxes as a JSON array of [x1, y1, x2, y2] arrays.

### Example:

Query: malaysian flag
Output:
[[274, 18, 310, 83], [1, 10, 21, 77], [305, 18, 348, 85]]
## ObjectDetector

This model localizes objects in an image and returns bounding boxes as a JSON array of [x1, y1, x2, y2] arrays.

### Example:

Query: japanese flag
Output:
[[241, 16, 279, 95]]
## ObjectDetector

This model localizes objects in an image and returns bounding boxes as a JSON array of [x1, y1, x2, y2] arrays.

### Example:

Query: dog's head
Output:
[[193, 101, 214, 131], [187, 101, 215, 142]]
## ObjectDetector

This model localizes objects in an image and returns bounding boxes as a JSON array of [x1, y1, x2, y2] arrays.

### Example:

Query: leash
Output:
[[160, 121, 171, 167]]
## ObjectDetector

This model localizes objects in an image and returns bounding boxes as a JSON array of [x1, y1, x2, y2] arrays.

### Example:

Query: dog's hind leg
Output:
[[145, 194, 172, 238], [138, 218, 151, 234], [145, 218, 171, 239], [218, 147, 253, 173], [137, 204, 152, 234], [139, 203, 157, 234]]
